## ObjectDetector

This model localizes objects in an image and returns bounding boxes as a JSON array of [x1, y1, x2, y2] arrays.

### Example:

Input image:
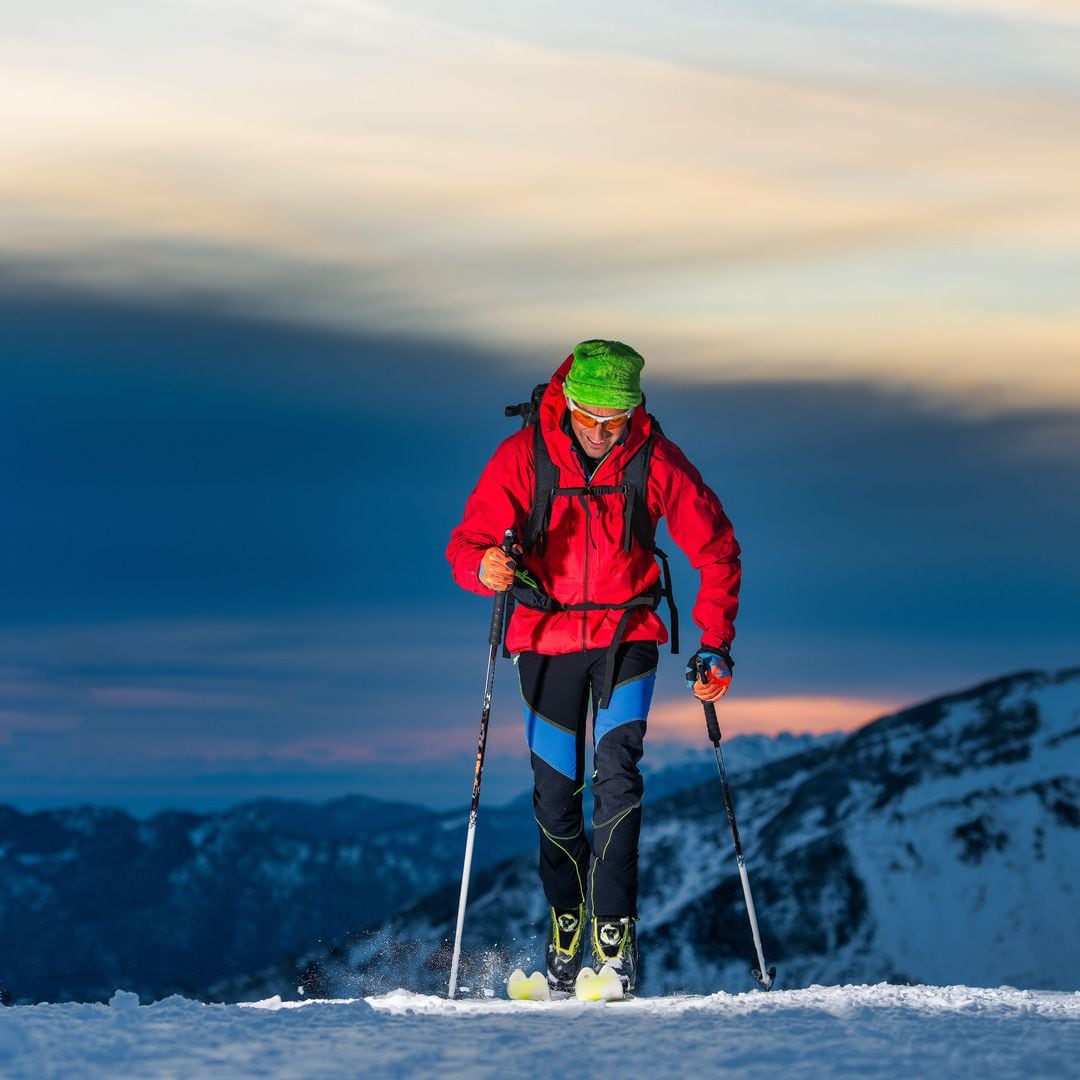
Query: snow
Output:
[[1, 984, 1077, 1078], [847, 782, 1080, 988]]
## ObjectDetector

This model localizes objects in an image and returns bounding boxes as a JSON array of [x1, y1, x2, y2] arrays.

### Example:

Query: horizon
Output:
[[3, 662, 1069, 817], [0, 718, 843, 818]]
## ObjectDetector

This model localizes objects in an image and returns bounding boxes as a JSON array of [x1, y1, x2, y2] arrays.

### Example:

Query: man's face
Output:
[[567, 399, 633, 459]]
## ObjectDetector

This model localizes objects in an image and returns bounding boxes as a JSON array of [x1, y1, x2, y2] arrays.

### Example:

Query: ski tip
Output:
[[574, 964, 625, 1002], [507, 969, 551, 1002]]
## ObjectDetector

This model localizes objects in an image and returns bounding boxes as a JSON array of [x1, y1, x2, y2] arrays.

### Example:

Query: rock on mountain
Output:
[[313, 667, 1079, 997]]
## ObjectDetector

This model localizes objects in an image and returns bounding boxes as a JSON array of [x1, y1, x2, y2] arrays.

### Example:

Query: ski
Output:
[[506, 969, 551, 1001], [574, 964, 625, 1002], [506, 966, 629, 1002]]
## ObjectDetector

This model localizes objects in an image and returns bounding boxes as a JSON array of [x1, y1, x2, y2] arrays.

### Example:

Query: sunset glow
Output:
[[647, 695, 898, 743]]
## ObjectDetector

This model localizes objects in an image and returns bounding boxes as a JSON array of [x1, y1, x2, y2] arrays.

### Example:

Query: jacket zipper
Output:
[[577, 445, 615, 654]]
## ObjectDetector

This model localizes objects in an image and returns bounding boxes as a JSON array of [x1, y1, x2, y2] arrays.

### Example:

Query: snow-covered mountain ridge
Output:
[[0, 734, 812, 1004], [319, 667, 1079, 997], [0, 793, 524, 1004]]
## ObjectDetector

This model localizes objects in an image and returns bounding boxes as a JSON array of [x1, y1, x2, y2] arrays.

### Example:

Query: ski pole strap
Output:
[[696, 657, 723, 744]]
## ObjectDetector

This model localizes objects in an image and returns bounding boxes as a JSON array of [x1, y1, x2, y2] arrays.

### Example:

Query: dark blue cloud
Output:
[[2, 287, 523, 621], [3, 282, 1079, 809], [644, 378, 1080, 697]]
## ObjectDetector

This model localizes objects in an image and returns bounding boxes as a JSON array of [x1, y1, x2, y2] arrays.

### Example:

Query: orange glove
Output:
[[479, 544, 520, 592], [686, 648, 733, 703]]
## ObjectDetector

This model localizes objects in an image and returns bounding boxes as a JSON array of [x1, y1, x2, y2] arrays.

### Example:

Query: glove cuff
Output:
[[700, 642, 734, 670]]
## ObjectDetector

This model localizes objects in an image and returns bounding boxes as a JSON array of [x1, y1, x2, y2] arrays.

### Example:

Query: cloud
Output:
[[0, 711, 83, 744], [86, 687, 264, 710], [0, 607, 536, 809], [647, 694, 896, 741], [852, 0, 1080, 27], [4, 3, 1080, 406]]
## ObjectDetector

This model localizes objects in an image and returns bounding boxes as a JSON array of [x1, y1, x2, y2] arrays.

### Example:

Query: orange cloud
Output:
[[5, 2, 1080, 409], [646, 694, 898, 742]]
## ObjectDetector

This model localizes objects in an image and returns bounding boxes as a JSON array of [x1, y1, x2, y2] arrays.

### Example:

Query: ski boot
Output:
[[546, 905, 585, 992], [591, 916, 638, 993]]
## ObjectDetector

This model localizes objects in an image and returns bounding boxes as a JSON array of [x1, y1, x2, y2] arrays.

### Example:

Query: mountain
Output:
[[298, 667, 1080, 997], [226, 793, 434, 839], [640, 731, 840, 802], [0, 731, 815, 1003], [0, 795, 511, 1004]]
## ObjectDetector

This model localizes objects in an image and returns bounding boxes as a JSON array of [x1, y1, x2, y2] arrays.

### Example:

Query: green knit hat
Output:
[[563, 340, 645, 410]]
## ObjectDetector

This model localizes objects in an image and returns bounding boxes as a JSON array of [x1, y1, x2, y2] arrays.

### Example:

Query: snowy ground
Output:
[[1, 985, 1077, 1078]]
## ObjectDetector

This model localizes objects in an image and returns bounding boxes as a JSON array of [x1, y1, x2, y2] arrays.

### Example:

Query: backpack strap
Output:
[[653, 545, 679, 655], [620, 432, 656, 554], [617, 427, 679, 654], [524, 424, 560, 555]]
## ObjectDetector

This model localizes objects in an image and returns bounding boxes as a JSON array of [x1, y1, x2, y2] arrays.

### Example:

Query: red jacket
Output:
[[447, 357, 741, 656]]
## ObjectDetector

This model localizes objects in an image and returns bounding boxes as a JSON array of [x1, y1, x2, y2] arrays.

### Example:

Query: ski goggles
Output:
[[565, 397, 635, 433]]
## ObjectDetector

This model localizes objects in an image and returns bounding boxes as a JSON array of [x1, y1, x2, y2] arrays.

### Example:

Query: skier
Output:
[[447, 340, 740, 994]]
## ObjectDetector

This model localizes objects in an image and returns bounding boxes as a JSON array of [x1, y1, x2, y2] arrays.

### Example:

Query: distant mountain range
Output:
[[0, 730, 816, 1003], [286, 667, 1080, 998], [6, 666, 1075, 1004]]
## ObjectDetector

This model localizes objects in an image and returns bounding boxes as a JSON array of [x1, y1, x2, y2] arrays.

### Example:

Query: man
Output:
[[447, 340, 740, 993]]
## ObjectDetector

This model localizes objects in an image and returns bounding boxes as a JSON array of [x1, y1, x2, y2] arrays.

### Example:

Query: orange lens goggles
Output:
[[566, 398, 634, 432]]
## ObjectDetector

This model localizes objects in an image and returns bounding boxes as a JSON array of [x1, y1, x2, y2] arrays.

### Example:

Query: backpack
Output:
[[503, 383, 680, 706]]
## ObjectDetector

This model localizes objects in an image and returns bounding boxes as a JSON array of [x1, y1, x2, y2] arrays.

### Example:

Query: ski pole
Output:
[[447, 528, 516, 999], [695, 656, 776, 991]]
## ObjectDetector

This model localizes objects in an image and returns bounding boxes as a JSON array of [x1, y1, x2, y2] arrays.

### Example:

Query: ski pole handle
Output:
[[695, 656, 722, 745], [487, 529, 517, 646]]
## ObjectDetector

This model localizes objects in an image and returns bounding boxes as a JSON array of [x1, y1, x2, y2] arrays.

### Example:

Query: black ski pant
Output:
[[516, 641, 658, 920]]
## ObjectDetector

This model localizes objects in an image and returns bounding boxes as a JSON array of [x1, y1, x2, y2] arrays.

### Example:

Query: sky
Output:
[[3, 1, 1079, 813]]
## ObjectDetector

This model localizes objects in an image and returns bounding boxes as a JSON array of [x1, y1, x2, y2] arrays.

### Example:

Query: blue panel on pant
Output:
[[524, 707, 578, 779], [594, 672, 655, 749]]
